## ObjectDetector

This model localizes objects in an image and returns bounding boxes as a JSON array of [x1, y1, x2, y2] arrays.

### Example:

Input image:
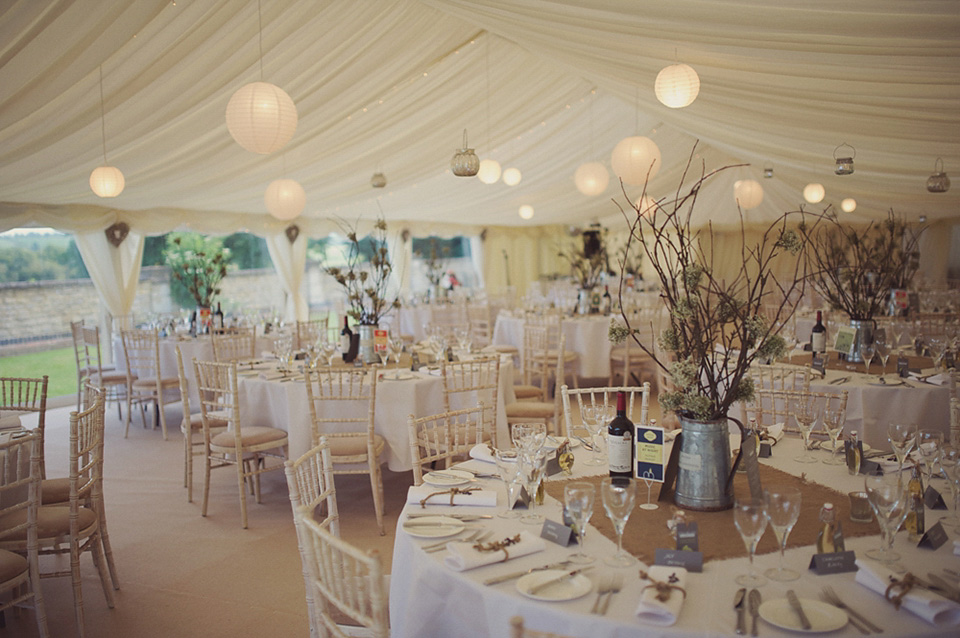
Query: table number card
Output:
[[918, 521, 949, 550], [374, 329, 388, 356], [635, 424, 665, 482], [897, 355, 910, 378], [808, 551, 858, 575], [834, 326, 857, 359], [924, 485, 947, 510]]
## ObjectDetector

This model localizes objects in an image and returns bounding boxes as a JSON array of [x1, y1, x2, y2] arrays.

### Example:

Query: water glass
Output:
[[887, 423, 917, 475], [859, 342, 876, 375], [875, 338, 891, 378], [938, 445, 960, 528], [821, 404, 845, 465], [763, 486, 802, 581], [511, 422, 546, 454], [733, 498, 768, 586], [495, 449, 522, 519], [601, 478, 636, 567], [917, 429, 944, 484], [389, 336, 405, 364], [864, 474, 910, 562], [790, 396, 819, 464], [563, 482, 595, 564], [580, 406, 604, 466], [518, 448, 548, 525]]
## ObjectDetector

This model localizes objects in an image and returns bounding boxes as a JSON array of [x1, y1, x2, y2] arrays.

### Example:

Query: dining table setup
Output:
[[493, 311, 615, 380]]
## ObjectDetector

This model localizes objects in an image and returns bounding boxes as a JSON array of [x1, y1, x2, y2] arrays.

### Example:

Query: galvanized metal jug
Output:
[[674, 414, 736, 511], [847, 318, 876, 363]]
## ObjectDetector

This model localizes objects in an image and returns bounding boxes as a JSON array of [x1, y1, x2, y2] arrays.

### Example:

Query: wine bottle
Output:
[[904, 462, 925, 541], [816, 503, 837, 554], [607, 392, 634, 483], [340, 317, 353, 358], [811, 310, 826, 354], [214, 302, 224, 330]]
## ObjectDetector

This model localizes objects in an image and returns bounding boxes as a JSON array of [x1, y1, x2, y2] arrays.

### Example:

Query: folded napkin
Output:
[[635, 565, 688, 626], [761, 422, 785, 443], [417, 366, 442, 376], [443, 530, 545, 572], [406, 485, 497, 508], [468, 443, 497, 464], [0, 414, 22, 431], [954, 540, 960, 557], [258, 370, 287, 381], [855, 560, 960, 627], [910, 372, 949, 386]]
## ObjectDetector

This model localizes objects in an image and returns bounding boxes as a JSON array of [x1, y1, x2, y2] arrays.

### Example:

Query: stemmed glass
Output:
[[274, 334, 293, 372], [601, 478, 636, 567], [859, 341, 876, 375], [916, 429, 944, 484], [821, 403, 846, 465], [389, 336, 405, 364], [938, 445, 960, 528], [929, 336, 948, 369], [864, 474, 910, 562], [511, 422, 547, 454], [518, 448, 548, 525], [733, 498, 768, 586], [875, 338, 891, 379], [581, 406, 604, 466], [563, 482, 596, 564], [891, 321, 906, 354], [887, 423, 917, 475], [495, 449, 522, 519], [454, 327, 472, 355], [790, 396, 819, 463], [763, 486, 802, 581]]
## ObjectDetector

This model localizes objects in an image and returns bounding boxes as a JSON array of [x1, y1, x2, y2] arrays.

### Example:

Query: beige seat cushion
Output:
[[505, 401, 555, 419], [211, 426, 287, 449], [90, 371, 130, 385], [513, 384, 542, 400], [491, 344, 518, 355], [0, 549, 27, 583], [41, 477, 71, 505], [183, 414, 228, 432], [0, 505, 97, 541], [329, 434, 385, 458], [132, 377, 179, 390]]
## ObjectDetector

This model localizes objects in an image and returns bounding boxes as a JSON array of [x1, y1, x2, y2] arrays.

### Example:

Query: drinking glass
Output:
[[887, 423, 917, 475], [580, 406, 604, 466], [495, 449, 522, 519], [859, 342, 876, 375], [929, 336, 948, 369], [875, 338, 891, 378], [790, 396, 819, 463], [733, 498, 768, 586], [916, 429, 944, 484], [389, 336, 405, 364], [512, 422, 547, 454], [763, 486, 802, 581], [601, 478, 636, 567], [891, 321, 906, 353], [938, 445, 960, 528], [864, 474, 910, 562], [821, 404, 846, 465], [563, 482, 596, 564], [518, 448, 548, 525]]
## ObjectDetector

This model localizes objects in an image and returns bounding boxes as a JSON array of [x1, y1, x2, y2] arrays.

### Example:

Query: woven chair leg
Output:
[[69, 538, 86, 638], [236, 461, 249, 529]]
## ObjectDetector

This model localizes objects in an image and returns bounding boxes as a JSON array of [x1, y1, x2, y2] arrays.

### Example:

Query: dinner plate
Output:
[[382, 370, 415, 381], [868, 380, 905, 387], [422, 469, 474, 487], [401, 516, 465, 539], [516, 569, 593, 602], [758, 598, 847, 633]]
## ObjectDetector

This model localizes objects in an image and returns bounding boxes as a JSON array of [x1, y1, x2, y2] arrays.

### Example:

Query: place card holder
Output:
[[924, 485, 948, 510], [897, 356, 909, 377], [918, 521, 948, 550], [541, 519, 576, 546], [809, 551, 858, 575], [812, 353, 827, 376], [859, 459, 883, 476]]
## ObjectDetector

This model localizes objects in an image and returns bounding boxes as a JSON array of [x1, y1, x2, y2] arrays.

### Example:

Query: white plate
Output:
[[516, 570, 593, 602], [423, 469, 475, 487], [869, 380, 905, 387], [401, 516, 465, 539], [758, 598, 847, 633], [382, 371, 415, 381]]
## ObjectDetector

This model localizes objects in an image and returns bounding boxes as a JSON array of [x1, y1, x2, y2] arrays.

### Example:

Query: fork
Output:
[[424, 529, 493, 553], [599, 574, 623, 615], [820, 586, 882, 633], [421, 528, 480, 552], [590, 576, 612, 614]]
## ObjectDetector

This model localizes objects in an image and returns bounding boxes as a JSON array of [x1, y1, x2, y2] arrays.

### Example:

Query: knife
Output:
[[734, 587, 747, 635], [927, 573, 960, 602], [786, 590, 812, 630], [402, 519, 464, 528], [748, 589, 761, 636], [406, 512, 493, 520], [527, 568, 587, 595], [483, 561, 573, 586]]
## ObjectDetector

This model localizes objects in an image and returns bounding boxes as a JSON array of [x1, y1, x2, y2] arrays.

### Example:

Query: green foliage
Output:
[[0, 346, 77, 398], [163, 233, 230, 308], [323, 217, 400, 325], [0, 235, 88, 282]]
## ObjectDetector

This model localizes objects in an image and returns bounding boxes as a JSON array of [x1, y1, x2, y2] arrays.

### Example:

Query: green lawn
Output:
[[1, 346, 77, 398]]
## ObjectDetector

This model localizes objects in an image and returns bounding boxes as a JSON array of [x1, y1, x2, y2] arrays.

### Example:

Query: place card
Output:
[[924, 485, 948, 510], [542, 518, 575, 547], [897, 356, 910, 377], [676, 522, 699, 552], [859, 459, 883, 476], [545, 452, 565, 477], [918, 521, 949, 550], [654, 548, 703, 573], [812, 353, 827, 375], [808, 550, 858, 575], [635, 424, 665, 482], [758, 443, 773, 458], [410, 351, 421, 371]]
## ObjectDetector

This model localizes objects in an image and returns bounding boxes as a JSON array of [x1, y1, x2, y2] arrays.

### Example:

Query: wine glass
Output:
[[891, 321, 906, 354], [389, 336, 405, 364], [821, 403, 846, 465], [916, 429, 944, 484], [763, 486, 802, 581], [511, 422, 546, 454], [875, 338, 891, 379], [859, 341, 876, 375], [733, 498, 768, 586], [790, 396, 819, 463], [518, 448, 548, 525], [563, 482, 596, 564], [495, 449, 522, 519], [864, 474, 910, 562], [601, 478, 636, 568], [887, 423, 917, 475], [929, 336, 947, 369], [580, 406, 604, 466], [938, 445, 960, 528]]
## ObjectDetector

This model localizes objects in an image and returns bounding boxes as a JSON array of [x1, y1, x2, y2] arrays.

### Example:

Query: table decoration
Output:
[[634, 565, 688, 626], [558, 227, 608, 315], [164, 234, 230, 334], [406, 485, 497, 508], [855, 560, 960, 626], [444, 531, 546, 571]]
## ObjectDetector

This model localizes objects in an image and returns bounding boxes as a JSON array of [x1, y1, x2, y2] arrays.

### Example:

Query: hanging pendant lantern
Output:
[[655, 63, 700, 109], [834, 142, 856, 175], [574, 162, 609, 196], [733, 179, 764, 209], [763, 166, 774, 179], [370, 172, 387, 188], [226, 81, 298, 154], [518, 205, 534, 220], [265, 178, 305, 221], [451, 129, 480, 177], [803, 183, 825, 203], [611, 136, 661, 185], [635, 196, 660, 218], [927, 158, 951, 193], [90, 166, 125, 198]]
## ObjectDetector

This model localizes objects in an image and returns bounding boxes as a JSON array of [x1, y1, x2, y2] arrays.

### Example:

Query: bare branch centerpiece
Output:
[[418, 238, 449, 302], [324, 216, 401, 363], [610, 145, 814, 510], [558, 226, 609, 314], [164, 234, 230, 334]]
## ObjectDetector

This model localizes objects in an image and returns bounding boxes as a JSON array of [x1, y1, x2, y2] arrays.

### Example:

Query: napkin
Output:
[[443, 530, 545, 571], [406, 485, 497, 508], [855, 559, 960, 627], [635, 565, 688, 626], [468, 443, 497, 464], [910, 372, 949, 386], [954, 540, 959, 557], [258, 370, 287, 381], [0, 414, 22, 431]]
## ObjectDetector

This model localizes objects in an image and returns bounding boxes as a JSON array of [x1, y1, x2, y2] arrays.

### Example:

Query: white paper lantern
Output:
[[226, 81, 298, 154], [611, 136, 661, 185], [518, 205, 534, 220], [803, 183, 826, 204], [841, 198, 857, 213], [89, 166, 125, 198], [502, 167, 522, 186], [265, 178, 305, 221], [733, 179, 764, 209], [477, 159, 502, 184], [655, 63, 700, 109], [574, 162, 609, 196]]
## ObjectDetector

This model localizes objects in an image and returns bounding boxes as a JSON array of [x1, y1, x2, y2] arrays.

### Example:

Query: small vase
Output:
[[576, 288, 593, 315], [847, 317, 876, 363], [359, 324, 379, 364], [674, 413, 735, 511]]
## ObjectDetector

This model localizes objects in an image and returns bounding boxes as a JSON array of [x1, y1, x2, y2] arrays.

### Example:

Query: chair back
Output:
[[466, 302, 493, 347], [440, 356, 500, 446], [407, 405, 487, 485], [749, 364, 812, 393], [70, 393, 106, 509], [296, 319, 327, 351], [0, 376, 48, 479], [211, 326, 257, 362], [560, 382, 650, 438], [193, 360, 242, 443], [520, 324, 549, 392], [121, 328, 162, 383], [303, 368, 377, 450], [0, 430, 41, 547]]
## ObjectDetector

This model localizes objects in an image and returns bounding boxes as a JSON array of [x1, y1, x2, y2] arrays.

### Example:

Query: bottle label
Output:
[[340, 335, 350, 352], [607, 432, 633, 473], [811, 332, 826, 353]]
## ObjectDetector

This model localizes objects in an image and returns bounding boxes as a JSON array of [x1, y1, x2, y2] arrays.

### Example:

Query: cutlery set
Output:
[[482, 561, 573, 586], [421, 529, 492, 553], [734, 588, 761, 636], [589, 574, 623, 615], [819, 585, 882, 634], [527, 568, 590, 596]]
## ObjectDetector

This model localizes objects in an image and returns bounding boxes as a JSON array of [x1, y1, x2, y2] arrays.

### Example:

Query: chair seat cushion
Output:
[[0, 549, 27, 583], [329, 434, 384, 458], [505, 401, 555, 419], [183, 414, 228, 432], [91, 371, 131, 385], [132, 377, 179, 389], [211, 426, 287, 449], [490, 345, 518, 355], [0, 505, 97, 541], [41, 477, 71, 505], [513, 384, 542, 399]]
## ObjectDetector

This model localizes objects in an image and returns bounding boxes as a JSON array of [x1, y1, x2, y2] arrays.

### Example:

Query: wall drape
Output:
[[265, 232, 308, 322]]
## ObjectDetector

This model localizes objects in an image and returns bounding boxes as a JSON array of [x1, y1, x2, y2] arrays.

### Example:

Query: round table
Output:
[[493, 313, 614, 379]]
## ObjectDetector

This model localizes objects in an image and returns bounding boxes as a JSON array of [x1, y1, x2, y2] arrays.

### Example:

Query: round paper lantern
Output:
[[477, 159, 502, 184], [265, 178, 305, 221], [225, 81, 298, 154], [635, 195, 660, 218], [733, 179, 764, 209], [574, 162, 609, 196], [841, 198, 857, 213], [502, 167, 522, 186], [803, 183, 825, 204], [611, 136, 661, 185], [518, 205, 534, 220], [655, 63, 700, 109], [89, 166, 125, 198]]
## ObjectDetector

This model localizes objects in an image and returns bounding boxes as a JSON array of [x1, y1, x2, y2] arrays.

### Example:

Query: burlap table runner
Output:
[[788, 352, 933, 373], [545, 465, 879, 565]]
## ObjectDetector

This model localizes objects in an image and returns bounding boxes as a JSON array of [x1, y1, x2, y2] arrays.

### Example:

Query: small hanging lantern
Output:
[[574, 162, 609, 196], [450, 129, 480, 177], [927, 158, 951, 193], [611, 136, 661, 185], [841, 198, 857, 213], [90, 166, 125, 198], [370, 172, 387, 188], [518, 205, 534, 220], [265, 178, 305, 221], [477, 159, 502, 184], [834, 142, 855, 175], [225, 81, 298, 154], [763, 166, 774, 179], [502, 167, 522, 186], [654, 63, 700, 109]]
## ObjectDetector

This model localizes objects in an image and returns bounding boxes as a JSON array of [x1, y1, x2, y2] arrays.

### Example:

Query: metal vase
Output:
[[847, 318, 876, 363], [674, 414, 735, 511], [577, 288, 592, 315], [359, 324, 378, 364]]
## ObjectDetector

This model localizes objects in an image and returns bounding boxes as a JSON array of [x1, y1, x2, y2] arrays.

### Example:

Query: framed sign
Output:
[[833, 326, 857, 358], [635, 424, 665, 482]]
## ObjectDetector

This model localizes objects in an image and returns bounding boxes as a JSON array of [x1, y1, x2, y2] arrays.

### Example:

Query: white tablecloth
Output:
[[492, 313, 613, 379]]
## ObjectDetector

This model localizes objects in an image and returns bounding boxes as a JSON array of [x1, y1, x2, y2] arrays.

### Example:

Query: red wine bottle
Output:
[[607, 392, 634, 483], [340, 317, 353, 358], [811, 310, 826, 354]]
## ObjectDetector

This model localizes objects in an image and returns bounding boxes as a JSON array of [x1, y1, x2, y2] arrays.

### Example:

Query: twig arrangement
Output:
[[165, 235, 230, 308], [558, 233, 608, 290], [418, 238, 448, 288], [324, 216, 401, 325]]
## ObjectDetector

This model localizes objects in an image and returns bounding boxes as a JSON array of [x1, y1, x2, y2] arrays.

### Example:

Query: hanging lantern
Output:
[[518, 205, 534, 220], [370, 172, 387, 188], [803, 183, 825, 204], [265, 178, 305, 221], [574, 162, 609, 196], [502, 167, 522, 186], [834, 142, 855, 175], [225, 81, 298, 154], [841, 198, 857, 213], [733, 179, 764, 209], [763, 166, 774, 179], [927, 158, 951, 193], [477, 159, 502, 184], [450, 129, 480, 177], [634, 195, 660, 218], [655, 63, 700, 109], [611, 136, 661, 185], [89, 166, 125, 198]]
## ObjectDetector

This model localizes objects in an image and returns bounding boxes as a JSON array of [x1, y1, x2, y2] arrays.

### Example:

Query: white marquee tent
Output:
[[2, 0, 959, 318]]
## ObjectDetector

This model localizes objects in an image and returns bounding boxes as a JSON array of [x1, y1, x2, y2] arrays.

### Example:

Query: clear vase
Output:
[[359, 324, 379, 364]]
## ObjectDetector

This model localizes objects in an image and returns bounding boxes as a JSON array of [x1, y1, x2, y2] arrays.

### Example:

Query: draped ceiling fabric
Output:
[[1, 1, 958, 267]]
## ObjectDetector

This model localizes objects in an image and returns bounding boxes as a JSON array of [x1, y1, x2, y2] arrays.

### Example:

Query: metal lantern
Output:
[[834, 142, 855, 175], [265, 178, 305, 221], [574, 162, 609, 196], [927, 158, 951, 193], [225, 81, 298, 154], [370, 172, 387, 188], [655, 63, 700, 109], [450, 129, 480, 177], [611, 136, 661, 185], [733, 179, 763, 209], [89, 166, 125, 198]]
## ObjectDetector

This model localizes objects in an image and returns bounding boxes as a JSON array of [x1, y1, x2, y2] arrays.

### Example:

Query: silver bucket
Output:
[[674, 414, 735, 511], [847, 318, 876, 363], [359, 324, 379, 364]]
